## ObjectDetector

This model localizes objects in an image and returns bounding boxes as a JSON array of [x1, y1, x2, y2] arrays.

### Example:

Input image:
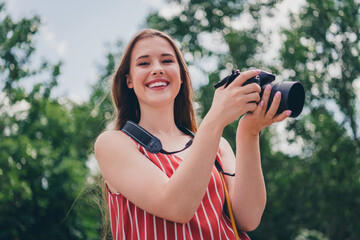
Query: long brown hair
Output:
[[111, 29, 197, 132], [101, 29, 198, 239]]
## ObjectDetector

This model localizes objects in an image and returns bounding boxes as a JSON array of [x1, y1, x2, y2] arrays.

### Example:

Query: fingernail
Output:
[[256, 70, 261, 74], [276, 91, 281, 98], [286, 110, 292, 116], [266, 84, 271, 90], [259, 100, 264, 106]]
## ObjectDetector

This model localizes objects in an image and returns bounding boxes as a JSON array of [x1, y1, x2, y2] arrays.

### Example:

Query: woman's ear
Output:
[[126, 74, 133, 89]]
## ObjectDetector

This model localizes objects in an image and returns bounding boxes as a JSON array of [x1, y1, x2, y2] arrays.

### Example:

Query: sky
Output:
[[5, 0, 308, 103], [6, 0, 165, 102], [6, 0, 332, 161], [5, 0, 360, 160]]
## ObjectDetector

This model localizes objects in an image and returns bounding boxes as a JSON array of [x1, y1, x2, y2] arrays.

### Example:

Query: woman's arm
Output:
[[219, 135, 264, 231], [221, 84, 291, 231], [232, 132, 266, 231], [95, 115, 223, 223]]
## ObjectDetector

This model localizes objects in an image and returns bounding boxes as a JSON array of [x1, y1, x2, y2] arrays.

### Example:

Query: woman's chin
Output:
[[139, 96, 175, 108]]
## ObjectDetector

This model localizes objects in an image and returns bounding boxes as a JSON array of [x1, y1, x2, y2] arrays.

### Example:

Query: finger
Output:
[[265, 91, 282, 118], [245, 102, 258, 113], [238, 92, 261, 104], [260, 84, 271, 115], [272, 110, 292, 122], [240, 83, 261, 94], [229, 70, 260, 88], [252, 100, 264, 116]]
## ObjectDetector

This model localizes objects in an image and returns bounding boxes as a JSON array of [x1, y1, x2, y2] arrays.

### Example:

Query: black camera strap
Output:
[[121, 120, 235, 177], [122, 121, 193, 154]]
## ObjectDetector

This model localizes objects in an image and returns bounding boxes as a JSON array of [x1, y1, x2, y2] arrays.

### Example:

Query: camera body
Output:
[[242, 70, 275, 87], [214, 70, 305, 118]]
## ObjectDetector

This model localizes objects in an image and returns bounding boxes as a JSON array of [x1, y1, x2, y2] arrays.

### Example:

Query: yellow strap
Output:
[[219, 171, 239, 240]]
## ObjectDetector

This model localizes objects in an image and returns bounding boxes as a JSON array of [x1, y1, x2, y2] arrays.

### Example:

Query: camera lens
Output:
[[287, 82, 305, 117], [271, 81, 305, 118]]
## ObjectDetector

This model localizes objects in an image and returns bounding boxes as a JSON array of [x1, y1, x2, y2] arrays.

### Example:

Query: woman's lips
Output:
[[146, 79, 169, 89]]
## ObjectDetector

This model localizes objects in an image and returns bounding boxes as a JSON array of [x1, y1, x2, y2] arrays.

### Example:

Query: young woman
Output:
[[94, 29, 291, 240]]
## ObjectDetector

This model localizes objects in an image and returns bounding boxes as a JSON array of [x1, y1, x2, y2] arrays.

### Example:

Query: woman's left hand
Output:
[[237, 84, 292, 137]]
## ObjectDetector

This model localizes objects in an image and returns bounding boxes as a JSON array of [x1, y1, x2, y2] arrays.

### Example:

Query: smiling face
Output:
[[111, 29, 197, 131], [127, 36, 182, 108]]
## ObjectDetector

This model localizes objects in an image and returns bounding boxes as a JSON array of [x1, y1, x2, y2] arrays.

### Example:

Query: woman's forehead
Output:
[[131, 37, 176, 59]]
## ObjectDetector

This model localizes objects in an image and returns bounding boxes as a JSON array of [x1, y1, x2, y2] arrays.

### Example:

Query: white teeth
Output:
[[148, 82, 167, 88]]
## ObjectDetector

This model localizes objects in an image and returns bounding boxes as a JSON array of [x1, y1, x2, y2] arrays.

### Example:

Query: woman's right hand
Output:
[[208, 70, 262, 128]]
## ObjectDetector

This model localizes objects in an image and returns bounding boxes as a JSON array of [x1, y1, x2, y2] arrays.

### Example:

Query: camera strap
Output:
[[121, 120, 235, 176]]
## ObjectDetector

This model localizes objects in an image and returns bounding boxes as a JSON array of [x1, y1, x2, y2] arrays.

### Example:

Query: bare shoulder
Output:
[[95, 130, 127, 146], [220, 137, 234, 156], [219, 136, 236, 172], [94, 130, 137, 161]]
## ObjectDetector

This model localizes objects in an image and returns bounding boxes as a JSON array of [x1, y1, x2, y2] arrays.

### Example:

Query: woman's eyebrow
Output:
[[136, 53, 175, 61], [161, 53, 175, 57], [136, 55, 149, 61]]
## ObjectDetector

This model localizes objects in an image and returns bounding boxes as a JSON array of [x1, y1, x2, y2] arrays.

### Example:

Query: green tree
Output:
[[144, 0, 360, 239], [0, 2, 101, 239], [145, 0, 281, 149], [277, 0, 360, 239]]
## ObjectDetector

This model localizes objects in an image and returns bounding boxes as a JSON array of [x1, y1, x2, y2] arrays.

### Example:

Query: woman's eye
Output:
[[138, 62, 149, 66], [162, 59, 173, 64]]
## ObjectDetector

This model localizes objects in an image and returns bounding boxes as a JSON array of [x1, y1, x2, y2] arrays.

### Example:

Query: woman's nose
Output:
[[151, 63, 164, 75]]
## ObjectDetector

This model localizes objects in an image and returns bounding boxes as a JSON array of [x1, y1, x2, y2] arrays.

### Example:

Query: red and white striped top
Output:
[[106, 144, 250, 240]]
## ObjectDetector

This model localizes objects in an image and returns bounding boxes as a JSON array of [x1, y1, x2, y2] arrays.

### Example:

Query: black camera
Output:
[[214, 70, 305, 118]]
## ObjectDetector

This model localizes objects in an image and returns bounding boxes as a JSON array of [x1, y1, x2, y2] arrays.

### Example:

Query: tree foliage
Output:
[[0, 2, 105, 239], [2, 0, 360, 239], [145, 0, 360, 239], [277, 0, 360, 239]]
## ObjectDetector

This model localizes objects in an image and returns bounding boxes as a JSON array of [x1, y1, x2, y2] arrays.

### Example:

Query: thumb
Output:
[[229, 69, 261, 88]]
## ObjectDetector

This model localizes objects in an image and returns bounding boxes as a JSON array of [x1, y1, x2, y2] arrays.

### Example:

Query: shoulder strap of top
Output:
[[215, 158, 235, 177]]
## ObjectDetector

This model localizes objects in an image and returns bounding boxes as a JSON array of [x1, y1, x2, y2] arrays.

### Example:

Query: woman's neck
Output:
[[138, 104, 181, 137]]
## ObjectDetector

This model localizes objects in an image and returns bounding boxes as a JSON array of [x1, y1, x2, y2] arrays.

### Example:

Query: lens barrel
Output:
[[267, 81, 305, 118]]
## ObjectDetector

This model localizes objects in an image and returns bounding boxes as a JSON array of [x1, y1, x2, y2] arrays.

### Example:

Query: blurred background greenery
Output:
[[1, 0, 359, 239]]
